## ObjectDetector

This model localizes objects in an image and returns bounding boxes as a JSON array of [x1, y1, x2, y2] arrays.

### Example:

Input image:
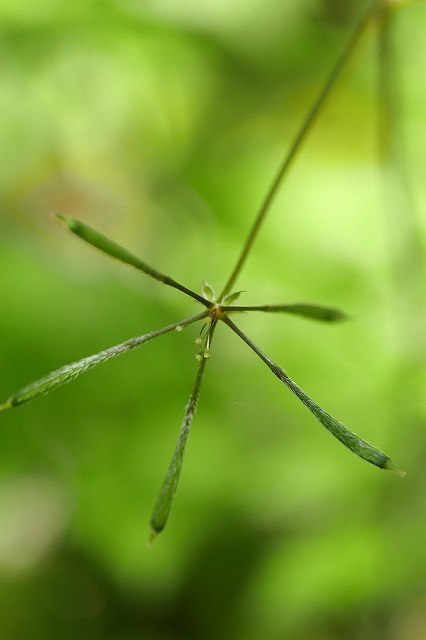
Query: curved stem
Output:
[[219, 4, 374, 300]]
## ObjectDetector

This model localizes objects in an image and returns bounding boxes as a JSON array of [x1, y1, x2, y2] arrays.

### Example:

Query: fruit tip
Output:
[[55, 213, 78, 231], [384, 459, 406, 478], [329, 309, 349, 323], [338, 312, 351, 322], [147, 529, 158, 548], [393, 467, 407, 478], [0, 400, 11, 412]]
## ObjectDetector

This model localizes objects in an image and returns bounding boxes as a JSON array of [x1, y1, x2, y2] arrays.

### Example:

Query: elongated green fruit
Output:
[[222, 303, 348, 322], [149, 356, 207, 543], [224, 317, 405, 475], [1, 312, 207, 409], [56, 215, 209, 307]]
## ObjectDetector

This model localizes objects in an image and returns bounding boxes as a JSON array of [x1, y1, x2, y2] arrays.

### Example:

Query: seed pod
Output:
[[149, 357, 207, 542]]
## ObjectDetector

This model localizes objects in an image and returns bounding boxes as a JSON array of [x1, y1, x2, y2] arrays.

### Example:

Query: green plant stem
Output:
[[223, 316, 404, 474], [2, 311, 208, 409], [221, 303, 348, 322], [149, 352, 209, 542], [219, 4, 374, 300], [377, 5, 425, 360], [57, 215, 209, 307]]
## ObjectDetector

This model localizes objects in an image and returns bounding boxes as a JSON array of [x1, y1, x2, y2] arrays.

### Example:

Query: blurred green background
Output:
[[0, 1, 425, 638]]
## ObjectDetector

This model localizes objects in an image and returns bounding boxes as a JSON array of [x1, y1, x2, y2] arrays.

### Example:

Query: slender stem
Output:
[[377, 5, 425, 360], [57, 215, 209, 308], [219, 4, 374, 300], [2, 311, 209, 409], [223, 316, 402, 473], [375, 2, 423, 489]]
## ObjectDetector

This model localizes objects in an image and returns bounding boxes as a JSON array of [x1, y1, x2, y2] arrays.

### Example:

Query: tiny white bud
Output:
[[176, 325, 183, 332], [203, 350, 210, 359], [195, 337, 202, 347], [195, 353, 203, 362]]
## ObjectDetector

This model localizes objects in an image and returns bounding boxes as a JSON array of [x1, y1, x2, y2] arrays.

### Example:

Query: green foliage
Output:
[[0, 0, 424, 638], [2, 2, 405, 540]]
